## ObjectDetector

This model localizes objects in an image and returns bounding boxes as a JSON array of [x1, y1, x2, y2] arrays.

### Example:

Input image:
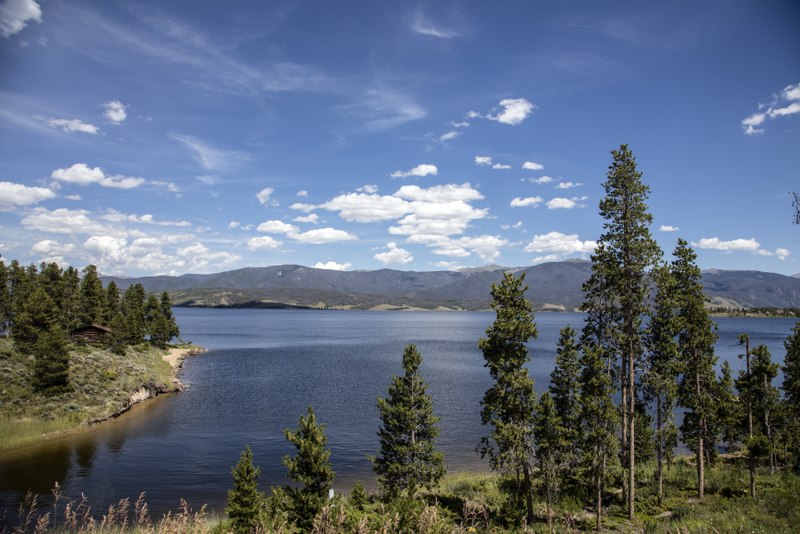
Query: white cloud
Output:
[[435, 261, 467, 270], [357, 184, 379, 194], [341, 87, 426, 131], [492, 163, 511, 170], [64, 194, 81, 201], [556, 181, 581, 189], [394, 183, 483, 203], [297, 190, 309, 197], [292, 227, 357, 244], [290, 202, 317, 213], [411, 13, 458, 38], [547, 196, 588, 209], [256, 187, 275, 206], [522, 161, 544, 170], [313, 261, 352, 271], [390, 163, 438, 178], [31, 239, 74, 257], [321, 193, 410, 222], [487, 98, 535, 125], [510, 196, 543, 208], [524, 231, 596, 258], [51, 163, 146, 189], [502, 221, 523, 230], [103, 100, 127, 123], [692, 237, 761, 252], [475, 156, 492, 166], [257, 220, 298, 234], [531, 254, 561, 264], [439, 130, 461, 142], [0, 181, 56, 209], [742, 82, 800, 135], [776, 248, 791, 260], [22, 207, 136, 237], [374, 242, 413, 265], [100, 209, 191, 227], [528, 176, 553, 184], [228, 221, 240, 229], [0, 0, 41, 38], [47, 118, 99, 134], [452, 121, 470, 128], [196, 175, 220, 185], [247, 235, 282, 251], [659, 225, 679, 232], [293, 213, 319, 224], [170, 133, 248, 171]]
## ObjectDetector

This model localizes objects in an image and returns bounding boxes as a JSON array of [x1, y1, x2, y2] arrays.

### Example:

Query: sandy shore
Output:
[[162, 345, 206, 388]]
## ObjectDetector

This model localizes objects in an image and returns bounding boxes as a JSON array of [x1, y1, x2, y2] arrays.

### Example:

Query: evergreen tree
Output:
[[737, 334, 754, 439], [548, 325, 581, 483], [372, 344, 445, 498], [122, 284, 146, 344], [283, 406, 335, 530], [478, 272, 537, 524], [8, 260, 33, 336], [14, 287, 70, 393], [108, 312, 128, 355], [643, 262, 679, 506], [227, 445, 261, 534], [160, 291, 180, 340], [583, 144, 661, 519], [79, 265, 106, 327], [716, 360, 740, 453], [783, 322, 800, 470], [750, 345, 779, 473], [105, 281, 120, 325], [533, 392, 565, 531], [673, 239, 718, 498], [37, 262, 63, 310], [578, 345, 619, 532], [61, 267, 81, 333]]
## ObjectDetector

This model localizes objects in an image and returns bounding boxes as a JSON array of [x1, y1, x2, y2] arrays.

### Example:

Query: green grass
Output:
[[0, 337, 178, 452]]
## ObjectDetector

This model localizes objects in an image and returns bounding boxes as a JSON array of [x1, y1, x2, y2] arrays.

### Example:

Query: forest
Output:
[[3, 145, 800, 533]]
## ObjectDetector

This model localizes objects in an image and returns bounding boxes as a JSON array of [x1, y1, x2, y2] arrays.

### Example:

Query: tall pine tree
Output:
[[750, 345, 779, 473], [548, 325, 581, 483], [478, 272, 537, 525], [372, 344, 445, 498], [534, 392, 566, 532], [673, 239, 718, 498], [283, 406, 335, 530], [79, 265, 106, 327], [783, 322, 800, 471]]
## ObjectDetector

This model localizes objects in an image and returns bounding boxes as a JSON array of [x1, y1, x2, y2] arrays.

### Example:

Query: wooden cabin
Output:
[[72, 324, 112, 344]]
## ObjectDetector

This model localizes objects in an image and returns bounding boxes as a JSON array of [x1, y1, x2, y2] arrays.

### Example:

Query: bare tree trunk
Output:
[[696, 364, 705, 498], [628, 340, 635, 520]]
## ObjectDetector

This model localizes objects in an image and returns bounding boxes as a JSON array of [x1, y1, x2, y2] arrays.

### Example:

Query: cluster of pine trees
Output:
[[0, 260, 179, 394]]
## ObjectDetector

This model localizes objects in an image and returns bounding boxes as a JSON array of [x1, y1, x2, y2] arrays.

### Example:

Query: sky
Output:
[[0, 0, 798, 277]]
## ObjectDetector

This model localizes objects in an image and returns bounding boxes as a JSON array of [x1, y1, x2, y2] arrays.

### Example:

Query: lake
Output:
[[0, 309, 797, 522]]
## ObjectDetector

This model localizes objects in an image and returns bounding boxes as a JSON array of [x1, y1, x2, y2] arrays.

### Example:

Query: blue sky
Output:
[[0, 0, 798, 276]]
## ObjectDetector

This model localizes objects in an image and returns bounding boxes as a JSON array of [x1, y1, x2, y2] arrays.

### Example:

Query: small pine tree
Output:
[[478, 272, 537, 525], [549, 325, 581, 483], [533, 392, 565, 531], [716, 360, 740, 453], [349, 482, 368, 510], [283, 406, 335, 530], [227, 445, 262, 534], [750, 345, 779, 472], [372, 343, 445, 498]]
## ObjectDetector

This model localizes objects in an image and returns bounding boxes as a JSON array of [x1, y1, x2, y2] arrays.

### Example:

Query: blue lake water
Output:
[[0, 309, 797, 522]]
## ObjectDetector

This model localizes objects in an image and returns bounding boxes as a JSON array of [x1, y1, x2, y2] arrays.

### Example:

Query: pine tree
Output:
[[583, 144, 661, 519], [79, 265, 106, 327], [643, 262, 679, 506], [8, 260, 33, 336], [478, 271, 537, 524], [14, 287, 70, 393], [105, 281, 120, 325], [0, 261, 9, 337], [750, 345, 779, 473], [122, 284, 146, 344], [783, 322, 800, 471], [61, 267, 81, 334], [578, 345, 619, 532], [160, 291, 180, 341], [673, 239, 718, 498], [534, 392, 565, 532], [548, 325, 581, 483], [283, 406, 335, 530], [227, 445, 262, 534], [716, 360, 740, 453], [737, 334, 754, 439], [372, 344, 445, 498]]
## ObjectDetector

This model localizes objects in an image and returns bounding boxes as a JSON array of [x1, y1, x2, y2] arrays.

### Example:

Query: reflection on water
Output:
[[0, 309, 796, 525]]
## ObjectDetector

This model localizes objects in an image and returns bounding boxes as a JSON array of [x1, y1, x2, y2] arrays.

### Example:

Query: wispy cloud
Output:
[[742, 82, 800, 135], [46, 118, 99, 134], [411, 11, 458, 38], [339, 87, 426, 131], [0, 0, 42, 38], [169, 133, 249, 171], [390, 163, 438, 179]]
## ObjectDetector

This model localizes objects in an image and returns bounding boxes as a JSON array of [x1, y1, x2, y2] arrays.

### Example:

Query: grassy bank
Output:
[[0, 338, 197, 452]]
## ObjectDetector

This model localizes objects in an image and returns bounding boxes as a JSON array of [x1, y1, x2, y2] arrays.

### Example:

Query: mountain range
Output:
[[101, 261, 800, 312]]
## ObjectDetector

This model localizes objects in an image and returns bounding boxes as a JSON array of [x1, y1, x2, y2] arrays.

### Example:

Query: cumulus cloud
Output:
[[556, 181, 582, 189], [0, 0, 41, 38], [31, 239, 74, 257], [546, 196, 588, 209], [692, 237, 761, 252], [659, 225, 679, 232], [22, 207, 135, 237], [390, 163, 438, 178], [297, 190, 309, 197], [320, 193, 410, 222], [776, 248, 791, 260], [528, 176, 553, 184], [357, 184, 379, 194], [313, 261, 352, 271], [394, 183, 483, 203], [492, 163, 511, 170], [0, 181, 56, 209], [475, 156, 492, 166], [374, 242, 413, 265], [524, 231, 596, 261], [487, 98, 535, 125], [522, 161, 544, 170], [293, 213, 319, 224], [247, 235, 282, 251], [292, 228, 357, 244], [257, 220, 297, 234], [742, 82, 800, 135], [46, 118, 99, 134], [256, 187, 276, 206], [51, 163, 146, 189], [100, 209, 191, 227], [290, 202, 316, 213], [510, 196, 543, 208], [103, 100, 127, 123]]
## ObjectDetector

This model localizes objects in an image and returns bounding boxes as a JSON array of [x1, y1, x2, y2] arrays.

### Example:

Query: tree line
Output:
[[225, 145, 800, 532], [0, 260, 179, 394]]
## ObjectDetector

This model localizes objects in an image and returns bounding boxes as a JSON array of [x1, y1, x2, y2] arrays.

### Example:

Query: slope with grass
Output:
[[0, 338, 202, 452]]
